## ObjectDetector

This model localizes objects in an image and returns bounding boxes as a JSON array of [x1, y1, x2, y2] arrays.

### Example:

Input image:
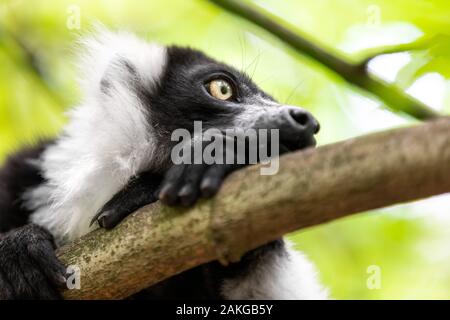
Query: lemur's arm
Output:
[[91, 171, 162, 229], [92, 146, 243, 229], [0, 143, 67, 300], [0, 224, 67, 299]]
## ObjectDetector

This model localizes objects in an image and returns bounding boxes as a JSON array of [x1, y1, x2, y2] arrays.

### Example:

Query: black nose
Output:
[[275, 107, 319, 150], [287, 108, 320, 134], [253, 106, 320, 151]]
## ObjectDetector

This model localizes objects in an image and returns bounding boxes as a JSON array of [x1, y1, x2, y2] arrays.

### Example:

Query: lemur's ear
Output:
[[77, 25, 167, 99]]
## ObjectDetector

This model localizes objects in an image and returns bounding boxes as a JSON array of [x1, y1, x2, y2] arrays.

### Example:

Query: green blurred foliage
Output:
[[0, 0, 449, 299]]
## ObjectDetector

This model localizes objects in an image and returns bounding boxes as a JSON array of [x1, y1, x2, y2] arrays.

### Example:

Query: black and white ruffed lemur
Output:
[[0, 28, 328, 299]]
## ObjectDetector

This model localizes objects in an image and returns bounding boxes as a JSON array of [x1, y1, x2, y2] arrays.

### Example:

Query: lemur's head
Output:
[[80, 29, 319, 172], [150, 46, 319, 149]]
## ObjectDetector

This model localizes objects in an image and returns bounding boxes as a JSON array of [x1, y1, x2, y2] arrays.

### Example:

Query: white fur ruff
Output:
[[24, 28, 167, 242], [221, 241, 328, 299]]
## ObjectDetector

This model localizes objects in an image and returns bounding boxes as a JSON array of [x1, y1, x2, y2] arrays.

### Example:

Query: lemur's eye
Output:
[[207, 79, 233, 101]]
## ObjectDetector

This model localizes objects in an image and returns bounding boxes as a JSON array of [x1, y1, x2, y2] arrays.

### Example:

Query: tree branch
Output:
[[57, 117, 450, 299], [357, 35, 434, 62], [207, 0, 441, 120]]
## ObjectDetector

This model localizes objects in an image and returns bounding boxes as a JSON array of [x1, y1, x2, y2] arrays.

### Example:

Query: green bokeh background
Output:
[[1, 0, 449, 299]]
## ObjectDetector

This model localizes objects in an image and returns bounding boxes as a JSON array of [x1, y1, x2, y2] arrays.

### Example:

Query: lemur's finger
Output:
[[28, 239, 67, 289], [159, 183, 180, 205], [94, 191, 158, 229], [200, 164, 241, 198], [177, 164, 206, 206], [159, 164, 186, 205], [200, 165, 227, 198], [92, 172, 162, 229], [178, 184, 198, 207], [17, 252, 61, 299]]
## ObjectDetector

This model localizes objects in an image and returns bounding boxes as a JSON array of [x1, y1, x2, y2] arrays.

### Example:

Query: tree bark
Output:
[[57, 117, 450, 299]]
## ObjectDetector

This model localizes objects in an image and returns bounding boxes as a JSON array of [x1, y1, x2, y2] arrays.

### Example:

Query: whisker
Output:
[[285, 79, 305, 104]]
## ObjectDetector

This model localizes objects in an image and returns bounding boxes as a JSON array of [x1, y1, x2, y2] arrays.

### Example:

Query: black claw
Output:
[[97, 212, 108, 229], [48, 271, 67, 289], [57, 273, 67, 286], [93, 210, 120, 230], [89, 210, 112, 229], [89, 210, 104, 227], [45, 262, 68, 288]]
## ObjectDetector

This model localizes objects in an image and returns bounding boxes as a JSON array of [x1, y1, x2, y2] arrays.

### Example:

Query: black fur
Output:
[[91, 171, 163, 229], [0, 141, 68, 299], [0, 222, 66, 299], [0, 141, 52, 232]]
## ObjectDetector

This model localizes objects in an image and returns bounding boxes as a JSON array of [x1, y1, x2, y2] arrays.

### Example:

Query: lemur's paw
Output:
[[92, 172, 162, 229], [0, 224, 67, 300], [91, 194, 156, 230], [158, 163, 238, 207]]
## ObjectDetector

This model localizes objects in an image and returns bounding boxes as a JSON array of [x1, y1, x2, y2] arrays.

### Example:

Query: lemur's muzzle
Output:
[[280, 106, 319, 149], [257, 106, 320, 152]]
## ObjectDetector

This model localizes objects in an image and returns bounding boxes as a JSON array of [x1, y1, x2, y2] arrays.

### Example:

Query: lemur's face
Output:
[[147, 46, 319, 154]]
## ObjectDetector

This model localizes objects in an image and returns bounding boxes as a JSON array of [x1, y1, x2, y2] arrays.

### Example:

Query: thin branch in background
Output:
[[0, 25, 66, 110], [208, 0, 441, 120], [358, 35, 437, 63]]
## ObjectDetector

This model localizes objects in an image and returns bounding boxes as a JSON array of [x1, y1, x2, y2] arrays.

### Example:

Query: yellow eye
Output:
[[207, 79, 233, 101]]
